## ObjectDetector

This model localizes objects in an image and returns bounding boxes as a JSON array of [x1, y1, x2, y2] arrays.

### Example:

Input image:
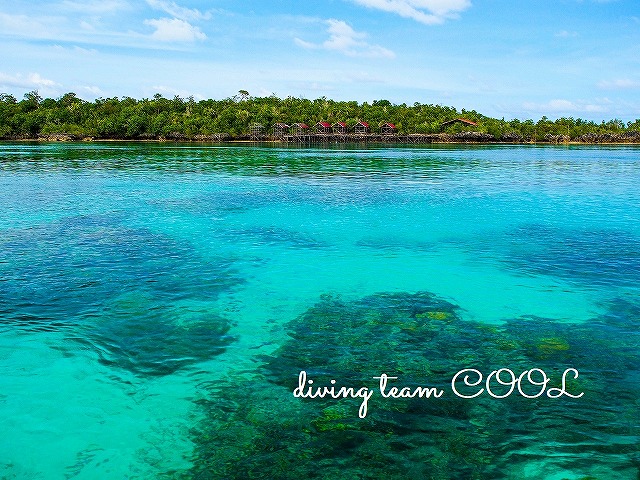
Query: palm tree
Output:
[[237, 90, 250, 102]]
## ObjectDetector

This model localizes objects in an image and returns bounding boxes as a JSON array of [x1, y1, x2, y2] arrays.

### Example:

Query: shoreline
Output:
[[3, 133, 640, 146]]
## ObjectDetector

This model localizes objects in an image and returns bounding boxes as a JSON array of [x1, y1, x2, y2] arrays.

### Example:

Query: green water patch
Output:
[[0, 213, 243, 333], [182, 292, 639, 479]]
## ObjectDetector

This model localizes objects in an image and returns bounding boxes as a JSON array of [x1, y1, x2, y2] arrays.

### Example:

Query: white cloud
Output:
[[294, 38, 316, 49], [79, 21, 97, 31], [79, 85, 105, 96], [522, 98, 609, 114], [349, 0, 471, 25], [547, 99, 579, 110], [143, 1, 209, 43], [1, 8, 208, 50], [29, 73, 59, 88], [146, 0, 211, 21], [295, 19, 395, 58], [144, 17, 206, 41], [0, 72, 60, 89], [597, 79, 640, 89], [52, 44, 98, 55], [0, 12, 49, 36]]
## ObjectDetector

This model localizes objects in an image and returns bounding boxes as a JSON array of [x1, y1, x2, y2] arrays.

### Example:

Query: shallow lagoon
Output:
[[0, 143, 638, 479]]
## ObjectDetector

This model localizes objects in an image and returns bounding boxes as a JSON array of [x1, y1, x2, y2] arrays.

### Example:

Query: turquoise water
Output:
[[0, 142, 638, 479]]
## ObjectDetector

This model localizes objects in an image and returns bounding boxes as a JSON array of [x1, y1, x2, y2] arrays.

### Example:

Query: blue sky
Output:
[[1, 0, 639, 120]]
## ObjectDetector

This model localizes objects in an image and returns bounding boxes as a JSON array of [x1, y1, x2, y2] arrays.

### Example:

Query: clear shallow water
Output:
[[0, 142, 639, 479]]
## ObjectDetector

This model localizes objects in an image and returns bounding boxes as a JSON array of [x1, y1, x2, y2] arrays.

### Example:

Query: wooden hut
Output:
[[273, 123, 290, 137], [354, 121, 370, 134], [440, 118, 478, 131], [291, 123, 309, 135], [380, 122, 397, 135], [249, 123, 264, 139], [314, 122, 331, 134], [332, 122, 347, 134]]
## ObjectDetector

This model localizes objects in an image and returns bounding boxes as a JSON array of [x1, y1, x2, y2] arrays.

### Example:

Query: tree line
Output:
[[1, 90, 639, 142]]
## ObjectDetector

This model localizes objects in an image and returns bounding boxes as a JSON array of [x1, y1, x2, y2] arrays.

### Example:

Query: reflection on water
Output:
[[0, 143, 639, 479]]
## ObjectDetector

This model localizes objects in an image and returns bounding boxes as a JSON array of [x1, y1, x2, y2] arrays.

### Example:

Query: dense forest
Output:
[[1, 90, 640, 143]]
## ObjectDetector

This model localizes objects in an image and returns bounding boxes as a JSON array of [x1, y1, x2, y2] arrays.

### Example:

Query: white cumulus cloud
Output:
[[0, 72, 60, 89], [144, 17, 206, 41], [349, 0, 471, 25], [295, 19, 395, 58], [146, 0, 211, 21]]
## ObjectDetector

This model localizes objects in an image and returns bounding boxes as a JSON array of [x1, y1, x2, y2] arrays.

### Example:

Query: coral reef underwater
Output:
[[181, 292, 639, 480]]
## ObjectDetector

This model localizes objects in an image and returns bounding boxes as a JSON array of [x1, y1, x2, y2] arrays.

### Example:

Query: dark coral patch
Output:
[[0, 214, 242, 333], [87, 293, 236, 377], [183, 292, 640, 479]]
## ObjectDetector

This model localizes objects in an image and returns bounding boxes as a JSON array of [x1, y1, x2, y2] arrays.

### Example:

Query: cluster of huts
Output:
[[250, 121, 398, 138], [248, 118, 480, 139]]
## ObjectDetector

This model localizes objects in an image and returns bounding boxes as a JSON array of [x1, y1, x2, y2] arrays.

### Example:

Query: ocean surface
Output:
[[0, 142, 638, 479]]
